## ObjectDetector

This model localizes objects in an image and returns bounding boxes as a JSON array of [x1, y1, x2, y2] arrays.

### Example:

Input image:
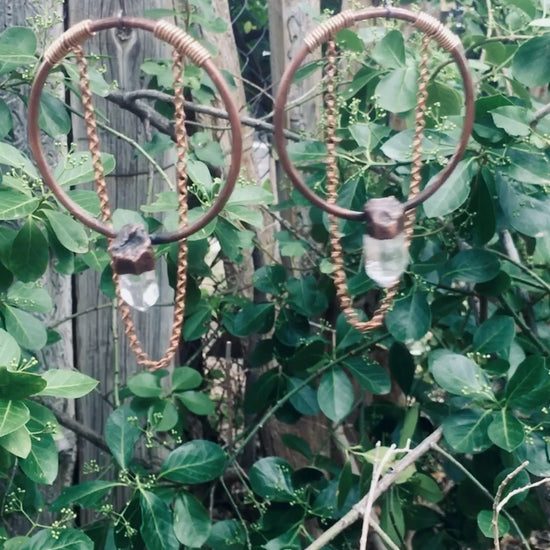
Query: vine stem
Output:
[[305, 428, 443, 550]]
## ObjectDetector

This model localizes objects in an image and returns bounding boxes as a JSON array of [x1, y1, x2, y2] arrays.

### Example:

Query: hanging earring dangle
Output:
[[28, 15, 242, 370], [274, 7, 475, 332]]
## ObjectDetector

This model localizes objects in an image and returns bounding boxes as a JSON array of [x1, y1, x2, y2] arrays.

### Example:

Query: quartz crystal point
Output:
[[363, 196, 408, 287], [111, 224, 159, 312]]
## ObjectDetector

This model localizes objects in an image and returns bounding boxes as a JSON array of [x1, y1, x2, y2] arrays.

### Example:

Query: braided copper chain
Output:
[[326, 34, 431, 332], [74, 47, 189, 370]]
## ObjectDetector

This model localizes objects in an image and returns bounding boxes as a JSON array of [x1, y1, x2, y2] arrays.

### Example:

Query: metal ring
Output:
[[273, 7, 475, 221], [28, 16, 242, 244]]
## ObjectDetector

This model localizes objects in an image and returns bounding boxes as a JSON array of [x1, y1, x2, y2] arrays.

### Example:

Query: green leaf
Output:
[[477, 510, 509, 538], [409, 472, 443, 503], [64, 62, 110, 97], [160, 440, 226, 484], [288, 377, 320, 416], [172, 366, 202, 392], [20, 429, 58, 484], [343, 357, 391, 394], [505, 148, 550, 185], [512, 34, 550, 86], [386, 292, 431, 342], [6, 282, 53, 313], [207, 520, 246, 550], [442, 410, 492, 453], [8, 218, 49, 282], [430, 352, 492, 398], [381, 129, 457, 162], [39, 92, 71, 137], [23, 528, 94, 550], [104, 405, 141, 468], [149, 400, 178, 431], [0, 27, 36, 76], [0, 399, 29, 437], [0, 425, 31, 458], [0, 189, 39, 221], [506, 356, 550, 411], [127, 372, 163, 398], [37, 369, 98, 398], [422, 158, 478, 218], [2, 305, 47, 351], [54, 151, 115, 187], [389, 342, 415, 395], [249, 457, 295, 502], [252, 265, 286, 295], [317, 368, 354, 422], [487, 410, 524, 451], [491, 106, 531, 136], [335, 29, 364, 52], [0, 98, 13, 140], [227, 185, 273, 207], [443, 249, 500, 283], [224, 302, 275, 337], [173, 492, 212, 548], [516, 434, 550, 476], [42, 210, 89, 253], [187, 158, 213, 191], [0, 142, 39, 180], [52, 481, 123, 511], [287, 140, 327, 165], [427, 81, 462, 116], [139, 490, 179, 550], [372, 30, 405, 69], [176, 391, 215, 415], [287, 276, 328, 318], [183, 304, 212, 341], [376, 66, 418, 113], [0, 367, 46, 399], [473, 316, 515, 355]]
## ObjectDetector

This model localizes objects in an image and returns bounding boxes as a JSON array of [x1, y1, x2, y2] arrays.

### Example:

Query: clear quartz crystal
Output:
[[119, 270, 159, 312], [363, 232, 408, 287]]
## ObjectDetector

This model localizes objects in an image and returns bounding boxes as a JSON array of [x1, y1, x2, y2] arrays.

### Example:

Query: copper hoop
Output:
[[28, 16, 242, 244], [273, 7, 475, 221]]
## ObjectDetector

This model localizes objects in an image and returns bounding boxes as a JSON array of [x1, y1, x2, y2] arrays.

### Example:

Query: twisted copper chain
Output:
[[326, 34, 431, 332], [74, 46, 189, 370]]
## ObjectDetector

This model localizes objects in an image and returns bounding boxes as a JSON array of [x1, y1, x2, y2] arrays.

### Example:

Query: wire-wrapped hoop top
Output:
[[273, 7, 475, 221], [28, 16, 242, 244]]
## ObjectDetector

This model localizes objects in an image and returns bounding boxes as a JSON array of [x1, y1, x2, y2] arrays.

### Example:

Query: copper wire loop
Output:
[[28, 16, 242, 244], [273, 7, 475, 222]]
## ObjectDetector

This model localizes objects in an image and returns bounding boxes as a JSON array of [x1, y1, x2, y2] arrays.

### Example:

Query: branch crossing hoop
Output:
[[274, 7, 475, 332], [28, 17, 243, 370]]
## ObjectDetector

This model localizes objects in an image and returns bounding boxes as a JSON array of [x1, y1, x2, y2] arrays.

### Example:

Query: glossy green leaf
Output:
[[20, 429, 58, 484], [224, 302, 275, 337], [207, 520, 246, 550], [473, 316, 515, 355], [2, 305, 47, 351], [443, 249, 500, 283], [422, 158, 478, 218], [487, 410, 524, 451], [249, 457, 295, 502], [477, 510, 509, 538], [516, 434, 550, 476], [372, 30, 405, 69], [0, 399, 29, 437], [409, 472, 443, 503], [343, 357, 391, 394], [176, 391, 215, 415], [6, 282, 53, 314], [505, 148, 550, 185], [506, 356, 550, 411], [288, 377, 320, 416], [0, 189, 39, 221], [127, 372, 163, 398], [23, 528, 94, 550], [52, 481, 123, 511], [149, 400, 179, 432], [252, 265, 286, 295], [381, 129, 457, 162], [386, 292, 431, 342], [42, 210, 89, 253], [160, 440, 226, 483], [64, 61, 110, 97], [442, 410, 492, 453], [173, 492, 211, 548], [376, 66, 418, 113], [183, 304, 211, 341], [8, 218, 49, 282], [104, 405, 141, 468], [38, 369, 98, 398], [172, 366, 202, 392], [430, 351, 492, 398], [0, 97, 13, 140], [491, 106, 531, 136], [512, 34, 550, 86], [287, 275, 328, 318], [317, 368, 354, 422], [55, 152, 115, 187], [0, 367, 46, 399], [39, 92, 71, 137], [139, 490, 179, 550], [0, 26, 36, 71], [0, 425, 31, 458]]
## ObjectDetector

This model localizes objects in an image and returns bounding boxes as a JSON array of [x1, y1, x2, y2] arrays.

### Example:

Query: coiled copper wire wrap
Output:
[[74, 46, 189, 370]]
